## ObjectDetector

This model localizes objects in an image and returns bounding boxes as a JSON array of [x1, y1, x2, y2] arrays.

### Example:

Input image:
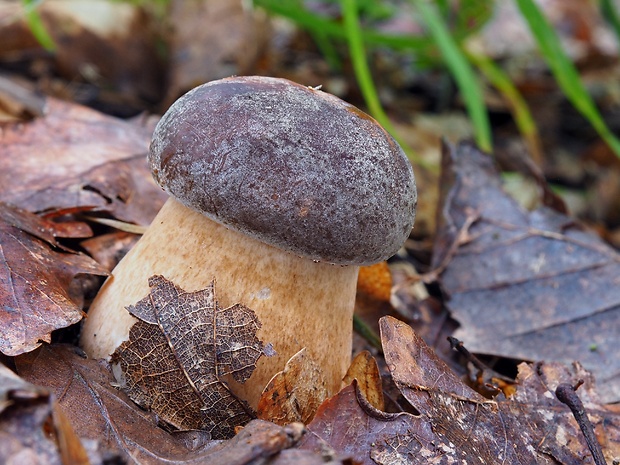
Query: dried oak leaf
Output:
[[300, 317, 620, 464], [433, 141, 620, 403], [112, 275, 266, 439], [0, 203, 108, 356], [342, 350, 384, 411]]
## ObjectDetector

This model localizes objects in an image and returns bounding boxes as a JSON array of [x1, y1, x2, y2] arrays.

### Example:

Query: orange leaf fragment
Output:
[[257, 348, 327, 425], [357, 261, 392, 302], [343, 351, 385, 411]]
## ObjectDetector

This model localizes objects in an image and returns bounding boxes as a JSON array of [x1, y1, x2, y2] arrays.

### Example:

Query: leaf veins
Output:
[[111, 275, 265, 439]]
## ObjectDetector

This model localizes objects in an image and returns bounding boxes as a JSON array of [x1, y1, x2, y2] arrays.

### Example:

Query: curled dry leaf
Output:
[[257, 348, 327, 426], [342, 351, 384, 411], [112, 275, 267, 439], [300, 317, 620, 464], [0, 203, 108, 356], [434, 141, 620, 403]]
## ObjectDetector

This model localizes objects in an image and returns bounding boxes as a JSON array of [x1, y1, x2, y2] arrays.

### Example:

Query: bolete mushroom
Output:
[[80, 76, 416, 410]]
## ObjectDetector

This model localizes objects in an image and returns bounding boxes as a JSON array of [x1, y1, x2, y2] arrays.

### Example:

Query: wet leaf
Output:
[[300, 317, 620, 464], [433, 141, 620, 403], [257, 348, 327, 425], [0, 97, 167, 225], [15, 344, 318, 464], [112, 275, 266, 438], [0, 203, 108, 356]]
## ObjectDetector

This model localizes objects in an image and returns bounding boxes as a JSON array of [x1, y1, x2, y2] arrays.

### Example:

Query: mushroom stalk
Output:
[[81, 197, 359, 408]]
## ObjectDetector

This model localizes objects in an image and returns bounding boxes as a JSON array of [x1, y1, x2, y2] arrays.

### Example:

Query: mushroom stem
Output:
[[81, 197, 358, 408]]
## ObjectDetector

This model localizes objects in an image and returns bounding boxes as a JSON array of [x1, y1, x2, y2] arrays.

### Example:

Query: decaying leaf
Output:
[[0, 361, 92, 465], [112, 275, 266, 439], [0, 97, 167, 225], [0, 203, 108, 356], [258, 348, 327, 426], [356, 262, 393, 303], [16, 344, 326, 464], [342, 351, 384, 411], [300, 316, 620, 464], [433, 141, 620, 403]]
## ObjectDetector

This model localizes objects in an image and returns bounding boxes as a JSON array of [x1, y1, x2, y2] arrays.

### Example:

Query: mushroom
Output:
[[80, 76, 416, 410]]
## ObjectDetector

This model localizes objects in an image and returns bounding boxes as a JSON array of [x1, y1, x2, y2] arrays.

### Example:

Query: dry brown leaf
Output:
[[0, 97, 166, 225], [257, 348, 327, 426], [0, 362, 93, 464], [434, 141, 620, 403], [342, 351, 384, 411], [0, 203, 108, 356], [112, 275, 266, 439], [163, 0, 269, 106], [299, 317, 620, 464], [15, 345, 323, 464]]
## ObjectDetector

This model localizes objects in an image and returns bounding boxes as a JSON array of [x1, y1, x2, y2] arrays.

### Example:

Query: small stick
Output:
[[555, 381, 607, 465]]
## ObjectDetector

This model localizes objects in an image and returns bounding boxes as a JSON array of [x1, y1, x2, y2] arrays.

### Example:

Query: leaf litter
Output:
[[0, 203, 108, 356], [432, 141, 620, 403], [299, 316, 620, 465], [0, 92, 619, 463]]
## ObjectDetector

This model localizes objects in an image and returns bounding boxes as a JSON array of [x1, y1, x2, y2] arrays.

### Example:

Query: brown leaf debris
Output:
[[112, 275, 266, 438], [257, 348, 327, 426], [0, 203, 108, 356]]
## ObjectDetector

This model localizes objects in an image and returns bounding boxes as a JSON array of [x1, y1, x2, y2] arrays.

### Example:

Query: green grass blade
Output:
[[253, 0, 481, 52], [411, 0, 492, 152], [467, 50, 543, 165], [600, 0, 620, 46], [517, 0, 620, 158], [22, 0, 56, 52], [340, 0, 425, 167]]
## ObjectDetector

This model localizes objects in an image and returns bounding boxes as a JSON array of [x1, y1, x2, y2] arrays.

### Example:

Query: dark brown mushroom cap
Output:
[[149, 76, 416, 265]]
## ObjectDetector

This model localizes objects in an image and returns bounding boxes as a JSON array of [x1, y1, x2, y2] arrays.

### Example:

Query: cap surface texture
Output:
[[149, 76, 416, 265]]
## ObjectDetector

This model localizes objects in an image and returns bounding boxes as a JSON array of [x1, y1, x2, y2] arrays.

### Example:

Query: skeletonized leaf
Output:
[[112, 275, 266, 439]]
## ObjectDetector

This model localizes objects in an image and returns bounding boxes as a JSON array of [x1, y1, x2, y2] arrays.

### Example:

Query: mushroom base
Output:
[[80, 197, 359, 410]]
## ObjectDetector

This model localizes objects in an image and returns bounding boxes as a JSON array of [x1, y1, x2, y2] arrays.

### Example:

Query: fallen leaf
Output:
[[342, 351, 384, 411], [0, 362, 93, 465], [16, 344, 325, 464], [0, 97, 167, 225], [433, 141, 620, 403], [300, 317, 620, 464], [258, 348, 327, 425], [112, 275, 266, 438], [381, 316, 620, 464], [357, 262, 392, 303], [0, 203, 108, 356]]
